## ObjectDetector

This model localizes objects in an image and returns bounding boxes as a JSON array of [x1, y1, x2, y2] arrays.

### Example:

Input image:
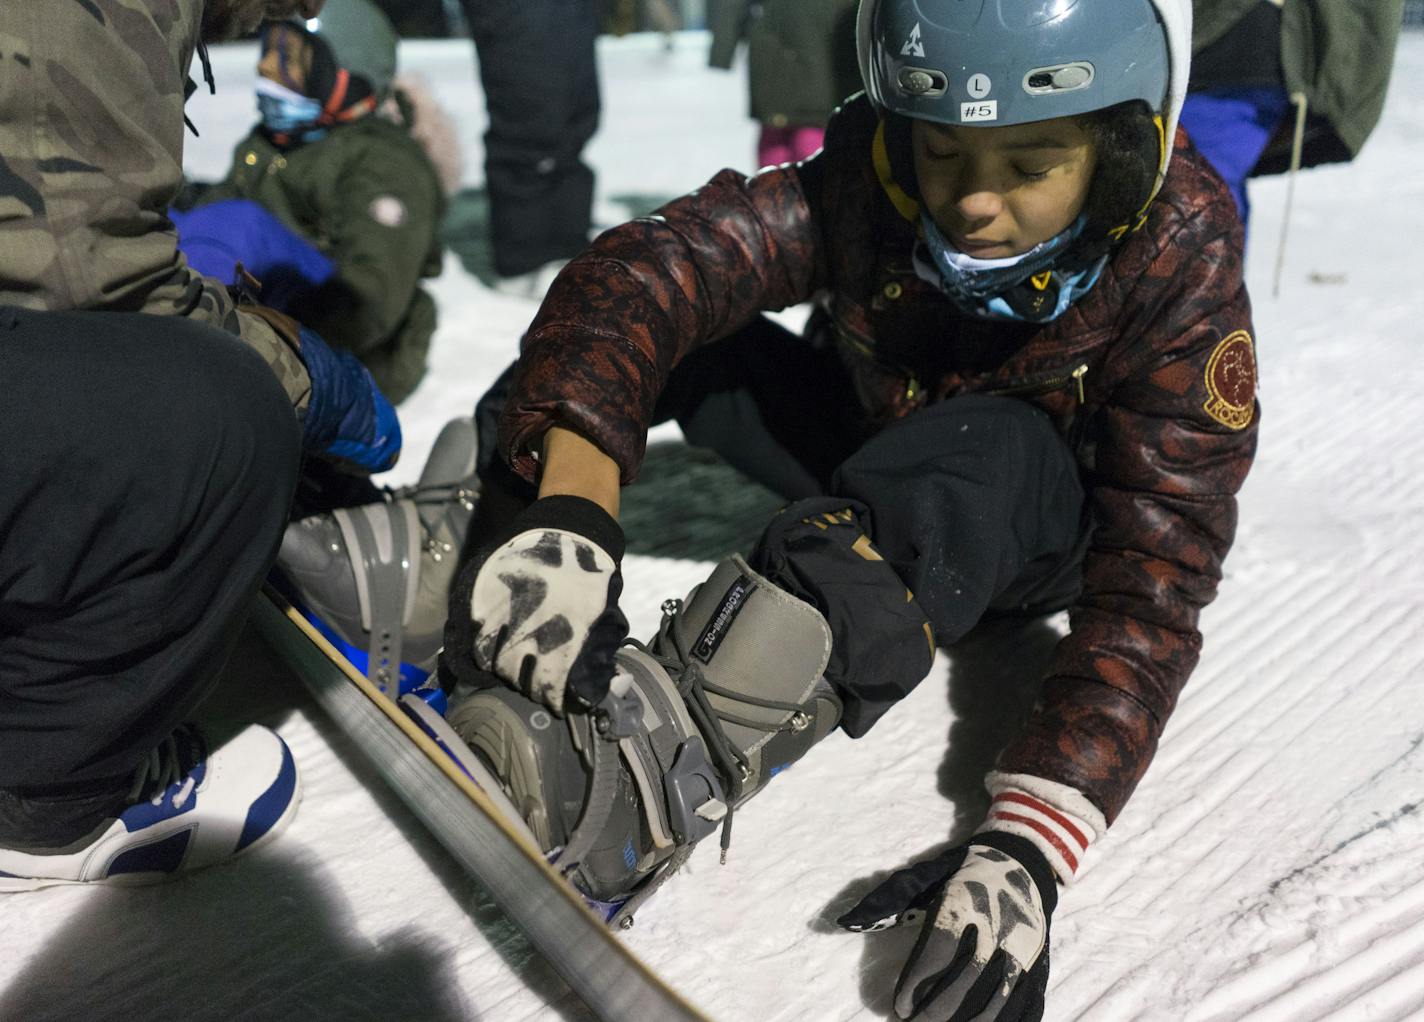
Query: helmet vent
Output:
[[1023, 62, 1095, 95], [897, 67, 949, 98]]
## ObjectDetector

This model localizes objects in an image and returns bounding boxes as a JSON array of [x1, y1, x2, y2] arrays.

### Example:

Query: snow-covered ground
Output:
[[5, 31, 1424, 1022]]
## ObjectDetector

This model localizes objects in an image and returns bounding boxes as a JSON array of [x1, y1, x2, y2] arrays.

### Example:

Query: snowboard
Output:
[[251, 587, 711, 1022]]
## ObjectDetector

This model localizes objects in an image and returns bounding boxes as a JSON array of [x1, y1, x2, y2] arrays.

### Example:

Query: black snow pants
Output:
[[0, 308, 301, 844], [472, 316, 1090, 737], [461, 0, 601, 277]]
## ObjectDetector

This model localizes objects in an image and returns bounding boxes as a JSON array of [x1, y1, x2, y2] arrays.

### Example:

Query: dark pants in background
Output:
[[474, 316, 1090, 735], [0, 309, 301, 844], [461, 0, 602, 277]]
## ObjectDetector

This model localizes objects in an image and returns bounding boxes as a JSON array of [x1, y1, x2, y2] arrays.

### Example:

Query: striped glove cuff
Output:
[[976, 770, 1108, 884]]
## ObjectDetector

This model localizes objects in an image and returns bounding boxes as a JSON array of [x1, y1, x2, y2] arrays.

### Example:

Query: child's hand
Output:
[[445, 495, 627, 715], [838, 834, 1057, 1022]]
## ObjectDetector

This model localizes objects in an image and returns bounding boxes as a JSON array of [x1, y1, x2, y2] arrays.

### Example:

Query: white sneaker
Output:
[[0, 724, 300, 892]]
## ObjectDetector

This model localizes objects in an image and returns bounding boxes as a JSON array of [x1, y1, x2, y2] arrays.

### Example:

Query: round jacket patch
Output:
[[368, 195, 407, 228], [1203, 330, 1256, 430]]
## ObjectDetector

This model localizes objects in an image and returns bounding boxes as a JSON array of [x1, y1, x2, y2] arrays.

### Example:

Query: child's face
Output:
[[258, 27, 314, 92], [912, 116, 1096, 259]]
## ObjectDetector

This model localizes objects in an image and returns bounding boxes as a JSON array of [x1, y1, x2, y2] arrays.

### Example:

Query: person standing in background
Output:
[[370, 0, 448, 37], [708, 0, 861, 167], [460, 0, 602, 296], [1182, 0, 1404, 229]]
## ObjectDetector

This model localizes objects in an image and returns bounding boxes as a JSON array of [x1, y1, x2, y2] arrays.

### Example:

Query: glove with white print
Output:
[[838, 832, 1057, 1022], [443, 494, 627, 714]]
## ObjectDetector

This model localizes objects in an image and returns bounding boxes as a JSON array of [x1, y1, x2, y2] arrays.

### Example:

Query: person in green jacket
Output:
[[708, 0, 862, 167], [175, 0, 445, 404], [1180, 0, 1404, 227]]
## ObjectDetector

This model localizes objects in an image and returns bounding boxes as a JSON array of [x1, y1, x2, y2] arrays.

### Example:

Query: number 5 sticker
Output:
[[961, 101, 998, 122]]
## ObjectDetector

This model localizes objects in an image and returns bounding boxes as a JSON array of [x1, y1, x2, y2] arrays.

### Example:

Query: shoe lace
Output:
[[127, 727, 200, 810], [381, 479, 477, 565], [621, 599, 812, 865]]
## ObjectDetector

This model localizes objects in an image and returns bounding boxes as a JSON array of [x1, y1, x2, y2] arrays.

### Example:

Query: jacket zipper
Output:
[[835, 316, 1090, 407], [988, 363, 1089, 403], [834, 319, 924, 404]]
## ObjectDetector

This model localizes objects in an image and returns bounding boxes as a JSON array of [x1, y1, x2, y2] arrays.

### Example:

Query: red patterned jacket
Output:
[[498, 96, 1259, 824]]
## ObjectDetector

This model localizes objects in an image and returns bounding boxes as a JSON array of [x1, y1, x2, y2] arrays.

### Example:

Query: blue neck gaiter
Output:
[[256, 78, 326, 144], [915, 213, 1107, 323]]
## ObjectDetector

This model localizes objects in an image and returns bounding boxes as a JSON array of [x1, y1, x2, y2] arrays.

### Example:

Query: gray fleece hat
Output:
[[312, 0, 399, 100]]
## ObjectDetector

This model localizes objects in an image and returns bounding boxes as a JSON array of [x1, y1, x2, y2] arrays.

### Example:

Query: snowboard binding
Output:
[[275, 416, 479, 708], [446, 555, 843, 925]]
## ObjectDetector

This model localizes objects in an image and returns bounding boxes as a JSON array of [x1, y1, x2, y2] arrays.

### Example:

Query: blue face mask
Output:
[[915, 213, 1107, 323], [255, 77, 325, 142]]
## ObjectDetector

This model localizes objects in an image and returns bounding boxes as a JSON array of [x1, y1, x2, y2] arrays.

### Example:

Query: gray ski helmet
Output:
[[857, 0, 1173, 142], [309, 0, 398, 100]]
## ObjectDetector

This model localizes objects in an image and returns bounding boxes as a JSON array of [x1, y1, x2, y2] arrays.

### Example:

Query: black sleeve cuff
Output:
[[511, 494, 626, 563], [972, 830, 1060, 916]]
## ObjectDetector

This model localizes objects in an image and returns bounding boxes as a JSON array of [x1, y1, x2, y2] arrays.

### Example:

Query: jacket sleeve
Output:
[[498, 162, 829, 485], [996, 209, 1259, 825], [301, 140, 442, 354], [230, 303, 314, 413], [134, 250, 314, 414]]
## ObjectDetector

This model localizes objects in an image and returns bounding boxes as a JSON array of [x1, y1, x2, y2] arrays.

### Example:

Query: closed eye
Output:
[[1014, 166, 1050, 181], [922, 147, 960, 162]]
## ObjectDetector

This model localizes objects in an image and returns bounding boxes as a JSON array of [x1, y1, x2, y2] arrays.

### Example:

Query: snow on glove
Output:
[[839, 832, 1057, 1022], [447, 494, 627, 715]]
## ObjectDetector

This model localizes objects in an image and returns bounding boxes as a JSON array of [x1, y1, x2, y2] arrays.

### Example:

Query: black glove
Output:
[[838, 832, 1057, 1022], [443, 494, 627, 714]]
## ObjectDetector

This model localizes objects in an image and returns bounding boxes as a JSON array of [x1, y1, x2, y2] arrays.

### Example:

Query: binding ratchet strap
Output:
[[554, 715, 622, 873], [398, 478, 477, 562], [332, 501, 421, 695], [1272, 91, 1309, 299]]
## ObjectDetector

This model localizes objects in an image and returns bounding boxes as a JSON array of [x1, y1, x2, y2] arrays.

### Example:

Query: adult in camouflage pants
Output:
[[0, 0, 399, 874]]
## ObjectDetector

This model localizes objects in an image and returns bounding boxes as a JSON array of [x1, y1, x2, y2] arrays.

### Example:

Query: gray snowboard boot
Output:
[[277, 417, 478, 697], [446, 555, 842, 923]]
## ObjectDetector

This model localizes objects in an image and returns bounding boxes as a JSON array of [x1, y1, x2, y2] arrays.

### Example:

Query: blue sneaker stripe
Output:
[[107, 830, 192, 877], [121, 761, 205, 833], [236, 740, 297, 852]]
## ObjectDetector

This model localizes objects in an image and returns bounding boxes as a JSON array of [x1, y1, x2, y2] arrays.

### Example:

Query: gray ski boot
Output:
[[277, 417, 478, 697], [445, 555, 843, 923]]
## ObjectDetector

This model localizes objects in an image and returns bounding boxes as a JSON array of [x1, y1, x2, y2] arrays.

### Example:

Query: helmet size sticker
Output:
[[967, 74, 992, 99], [961, 101, 998, 122]]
